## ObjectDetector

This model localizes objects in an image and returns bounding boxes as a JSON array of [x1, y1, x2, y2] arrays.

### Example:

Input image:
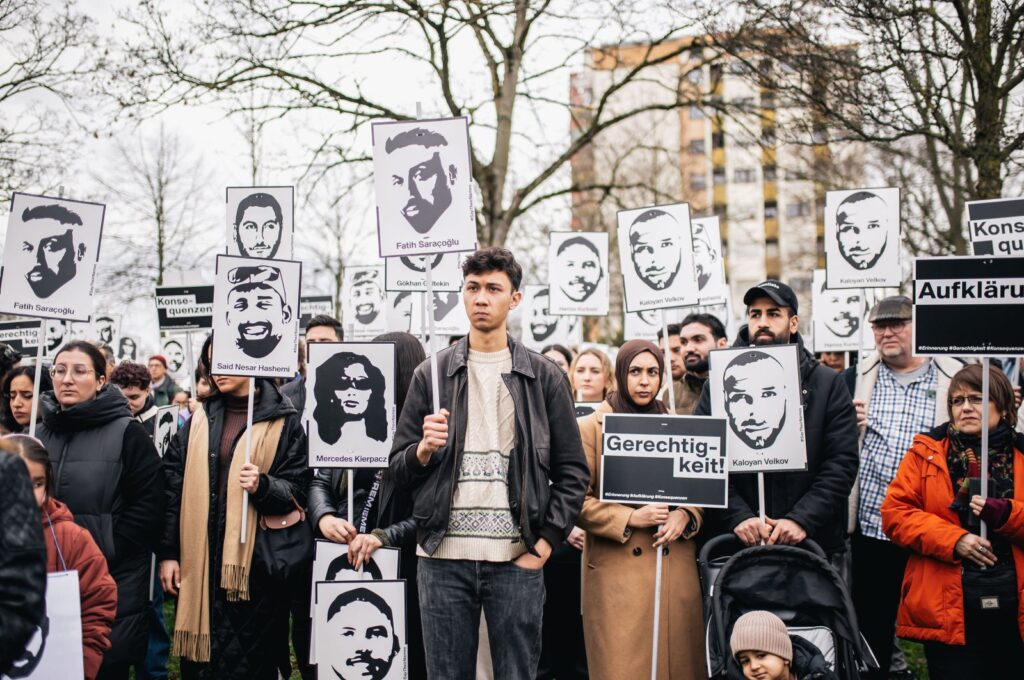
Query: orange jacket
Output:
[[881, 428, 1024, 645]]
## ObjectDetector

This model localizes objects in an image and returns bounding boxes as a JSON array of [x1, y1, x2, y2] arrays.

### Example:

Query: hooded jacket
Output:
[[694, 328, 859, 554], [41, 497, 117, 680], [36, 384, 164, 666]]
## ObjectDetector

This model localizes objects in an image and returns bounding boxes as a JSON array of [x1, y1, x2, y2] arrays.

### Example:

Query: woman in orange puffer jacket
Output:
[[882, 364, 1024, 680]]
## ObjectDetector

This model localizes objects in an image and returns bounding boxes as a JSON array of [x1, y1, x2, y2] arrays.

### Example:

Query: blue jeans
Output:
[[418, 558, 545, 680], [135, 566, 170, 680]]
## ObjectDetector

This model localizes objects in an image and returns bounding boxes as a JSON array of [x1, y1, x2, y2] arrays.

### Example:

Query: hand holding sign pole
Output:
[[241, 377, 255, 543]]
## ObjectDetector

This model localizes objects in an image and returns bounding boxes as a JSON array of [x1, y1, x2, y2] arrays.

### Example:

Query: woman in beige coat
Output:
[[578, 339, 708, 680]]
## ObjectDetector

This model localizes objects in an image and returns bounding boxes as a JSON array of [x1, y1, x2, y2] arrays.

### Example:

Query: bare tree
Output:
[[0, 0, 100, 196], [116, 0, 754, 246], [706, 0, 1024, 254], [93, 125, 215, 302]]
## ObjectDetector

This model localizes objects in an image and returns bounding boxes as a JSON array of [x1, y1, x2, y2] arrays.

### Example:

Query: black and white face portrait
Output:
[[812, 271, 862, 350], [0, 193, 104, 322], [617, 203, 698, 312], [6, 570, 84, 679], [212, 254, 302, 378], [6, 615, 48, 678], [162, 339, 186, 374], [94, 315, 117, 345], [709, 344, 806, 472], [343, 266, 387, 340], [384, 253, 463, 292], [155, 406, 178, 457], [825, 187, 901, 288], [117, 336, 138, 363], [372, 117, 475, 258], [314, 581, 407, 680], [305, 342, 395, 467], [44, 320, 68, 354], [385, 292, 418, 333], [519, 284, 582, 351], [401, 254, 443, 272], [225, 187, 294, 260], [530, 288, 556, 342], [691, 217, 728, 304], [548, 232, 609, 316]]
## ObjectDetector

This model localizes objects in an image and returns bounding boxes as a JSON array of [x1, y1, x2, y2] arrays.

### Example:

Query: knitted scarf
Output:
[[947, 421, 1015, 522]]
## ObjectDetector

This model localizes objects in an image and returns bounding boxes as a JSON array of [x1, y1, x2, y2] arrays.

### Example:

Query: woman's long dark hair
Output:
[[374, 332, 426, 418], [313, 351, 389, 443], [1, 367, 53, 433]]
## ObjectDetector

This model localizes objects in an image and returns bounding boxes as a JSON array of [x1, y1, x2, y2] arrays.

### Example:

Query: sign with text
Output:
[[617, 202, 699, 312], [0, 319, 41, 354], [913, 256, 1024, 356], [155, 285, 214, 330], [599, 413, 728, 508], [384, 253, 463, 292], [967, 197, 1024, 257], [824, 187, 901, 289], [299, 295, 335, 329]]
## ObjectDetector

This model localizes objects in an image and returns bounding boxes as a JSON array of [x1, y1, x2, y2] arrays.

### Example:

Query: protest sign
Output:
[[708, 344, 807, 473], [599, 413, 728, 507], [299, 295, 335, 329], [314, 580, 408, 680], [913, 255, 1024, 356], [617, 202, 699, 312], [811, 269, 862, 352], [225, 186, 294, 260], [305, 341, 396, 468], [548, 232, 609, 316], [385, 253, 463, 292], [154, 405, 178, 458], [691, 216, 729, 305], [155, 285, 214, 330], [211, 254, 301, 378], [342, 266, 387, 340], [519, 284, 582, 350], [372, 116, 476, 258], [824, 187, 901, 288], [0, 193, 104, 322], [0, 319, 42, 354], [2, 570, 84, 680], [966, 197, 1024, 257]]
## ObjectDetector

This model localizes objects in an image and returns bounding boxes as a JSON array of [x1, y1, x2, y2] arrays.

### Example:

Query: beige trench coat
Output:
[[577, 402, 709, 680]]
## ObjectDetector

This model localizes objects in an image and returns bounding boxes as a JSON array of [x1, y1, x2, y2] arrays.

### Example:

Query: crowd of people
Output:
[[1, 245, 1023, 680]]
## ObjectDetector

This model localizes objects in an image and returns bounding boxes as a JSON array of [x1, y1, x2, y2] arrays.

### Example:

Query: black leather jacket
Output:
[[307, 468, 417, 550], [390, 334, 589, 556]]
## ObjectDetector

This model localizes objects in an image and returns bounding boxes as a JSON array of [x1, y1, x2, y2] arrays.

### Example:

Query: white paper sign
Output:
[[691, 216, 728, 305], [824, 187, 901, 289], [384, 253, 464, 292], [211, 254, 302, 378], [92, 314, 120, 348], [343, 266, 388, 340], [708, 344, 807, 473], [161, 337, 188, 378], [966, 197, 1024, 257], [305, 341, 396, 468], [811, 269, 863, 353], [519, 284, 582, 350], [0, 193, 105, 322], [225, 186, 294, 260], [617, 202, 699, 312], [2, 570, 84, 680], [116, 335, 139, 363], [372, 116, 476, 258], [153, 405, 179, 458], [314, 580, 408, 680], [548, 232, 609, 316]]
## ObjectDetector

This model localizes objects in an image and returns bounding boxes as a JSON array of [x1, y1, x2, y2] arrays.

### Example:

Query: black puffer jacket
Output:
[[694, 329, 859, 554], [0, 452, 47, 676], [390, 334, 589, 555], [37, 385, 164, 666]]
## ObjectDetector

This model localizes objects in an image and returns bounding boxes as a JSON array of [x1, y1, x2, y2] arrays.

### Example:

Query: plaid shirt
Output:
[[857, 361, 938, 540]]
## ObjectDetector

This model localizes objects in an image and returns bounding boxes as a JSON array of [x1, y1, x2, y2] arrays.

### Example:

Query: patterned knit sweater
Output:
[[427, 347, 525, 561]]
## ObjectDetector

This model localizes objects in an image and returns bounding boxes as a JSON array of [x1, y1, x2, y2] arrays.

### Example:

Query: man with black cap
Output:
[[694, 279, 858, 563], [842, 295, 963, 680]]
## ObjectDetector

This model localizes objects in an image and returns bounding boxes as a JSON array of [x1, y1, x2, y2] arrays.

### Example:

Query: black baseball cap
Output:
[[742, 280, 799, 314]]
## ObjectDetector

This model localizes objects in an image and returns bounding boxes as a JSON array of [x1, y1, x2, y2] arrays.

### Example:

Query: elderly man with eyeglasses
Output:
[[842, 296, 965, 680]]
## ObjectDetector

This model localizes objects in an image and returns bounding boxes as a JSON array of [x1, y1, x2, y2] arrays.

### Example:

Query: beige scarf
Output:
[[172, 405, 284, 662]]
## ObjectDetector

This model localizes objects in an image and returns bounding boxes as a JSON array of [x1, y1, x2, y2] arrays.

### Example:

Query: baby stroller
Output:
[[699, 535, 877, 680]]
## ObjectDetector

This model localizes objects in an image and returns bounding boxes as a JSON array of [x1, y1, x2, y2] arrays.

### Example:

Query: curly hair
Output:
[[109, 361, 152, 391]]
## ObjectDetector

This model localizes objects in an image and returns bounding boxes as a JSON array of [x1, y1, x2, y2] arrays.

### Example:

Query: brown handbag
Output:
[[259, 496, 306, 530]]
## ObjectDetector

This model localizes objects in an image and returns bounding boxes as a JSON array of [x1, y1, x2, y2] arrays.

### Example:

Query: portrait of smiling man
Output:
[[225, 265, 293, 359], [822, 282, 862, 340], [351, 268, 385, 327]]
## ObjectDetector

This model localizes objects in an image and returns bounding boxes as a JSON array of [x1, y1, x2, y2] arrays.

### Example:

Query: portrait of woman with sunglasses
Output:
[[312, 350, 389, 446]]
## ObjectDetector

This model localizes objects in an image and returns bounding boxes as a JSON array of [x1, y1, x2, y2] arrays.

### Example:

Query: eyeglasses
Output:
[[335, 376, 371, 390], [49, 365, 97, 380], [949, 395, 984, 407], [871, 320, 909, 335]]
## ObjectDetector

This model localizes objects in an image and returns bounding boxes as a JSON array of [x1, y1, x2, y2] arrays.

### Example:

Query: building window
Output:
[[711, 131, 725, 148], [763, 165, 777, 181], [785, 202, 811, 218], [687, 67, 704, 84], [734, 168, 758, 183], [761, 128, 776, 146], [690, 174, 708, 191], [687, 139, 706, 154], [764, 200, 778, 219], [713, 168, 727, 185], [688, 105, 706, 120]]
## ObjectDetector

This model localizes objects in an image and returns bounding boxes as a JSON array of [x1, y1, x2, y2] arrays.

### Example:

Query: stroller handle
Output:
[[698, 533, 827, 565]]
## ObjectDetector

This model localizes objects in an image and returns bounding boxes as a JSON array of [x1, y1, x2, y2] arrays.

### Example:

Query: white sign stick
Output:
[[347, 469, 355, 527], [661, 309, 676, 414], [650, 543, 664, 680], [28, 321, 44, 438], [185, 330, 197, 396], [981, 357, 990, 541], [758, 472, 767, 545], [241, 377, 255, 543], [425, 257, 441, 414]]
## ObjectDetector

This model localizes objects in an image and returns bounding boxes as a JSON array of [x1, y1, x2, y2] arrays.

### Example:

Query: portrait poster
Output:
[[547, 231, 609, 316], [575, 402, 599, 419], [342, 266, 388, 341], [155, 285, 214, 331], [314, 580, 408, 680], [599, 414, 728, 508], [913, 255, 1024, 356], [691, 217, 728, 305], [299, 295, 335, 329], [708, 344, 807, 473], [428, 290, 469, 337], [616, 202, 699, 312], [211, 254, 302, 378], [372, 116, 476, 258], [385, 291, 421, 334], [304, 341, 396, 468], [518, 284, 582, 351], [153, 405, 179, 458], [1, 570, 84, 680], [224, 186, 295, 260], [624, 309, 661, 342], [161, 337, 189, 378], [0, 319, 42, 355], [0, 192, 105, 322], [116, 335, 140, 363], [824, 187, 901, 289], [966, 197, 1024, 257], [92, 314, 120, 348], [384, 253, 463, 292], [811, 269, 862, 353]]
